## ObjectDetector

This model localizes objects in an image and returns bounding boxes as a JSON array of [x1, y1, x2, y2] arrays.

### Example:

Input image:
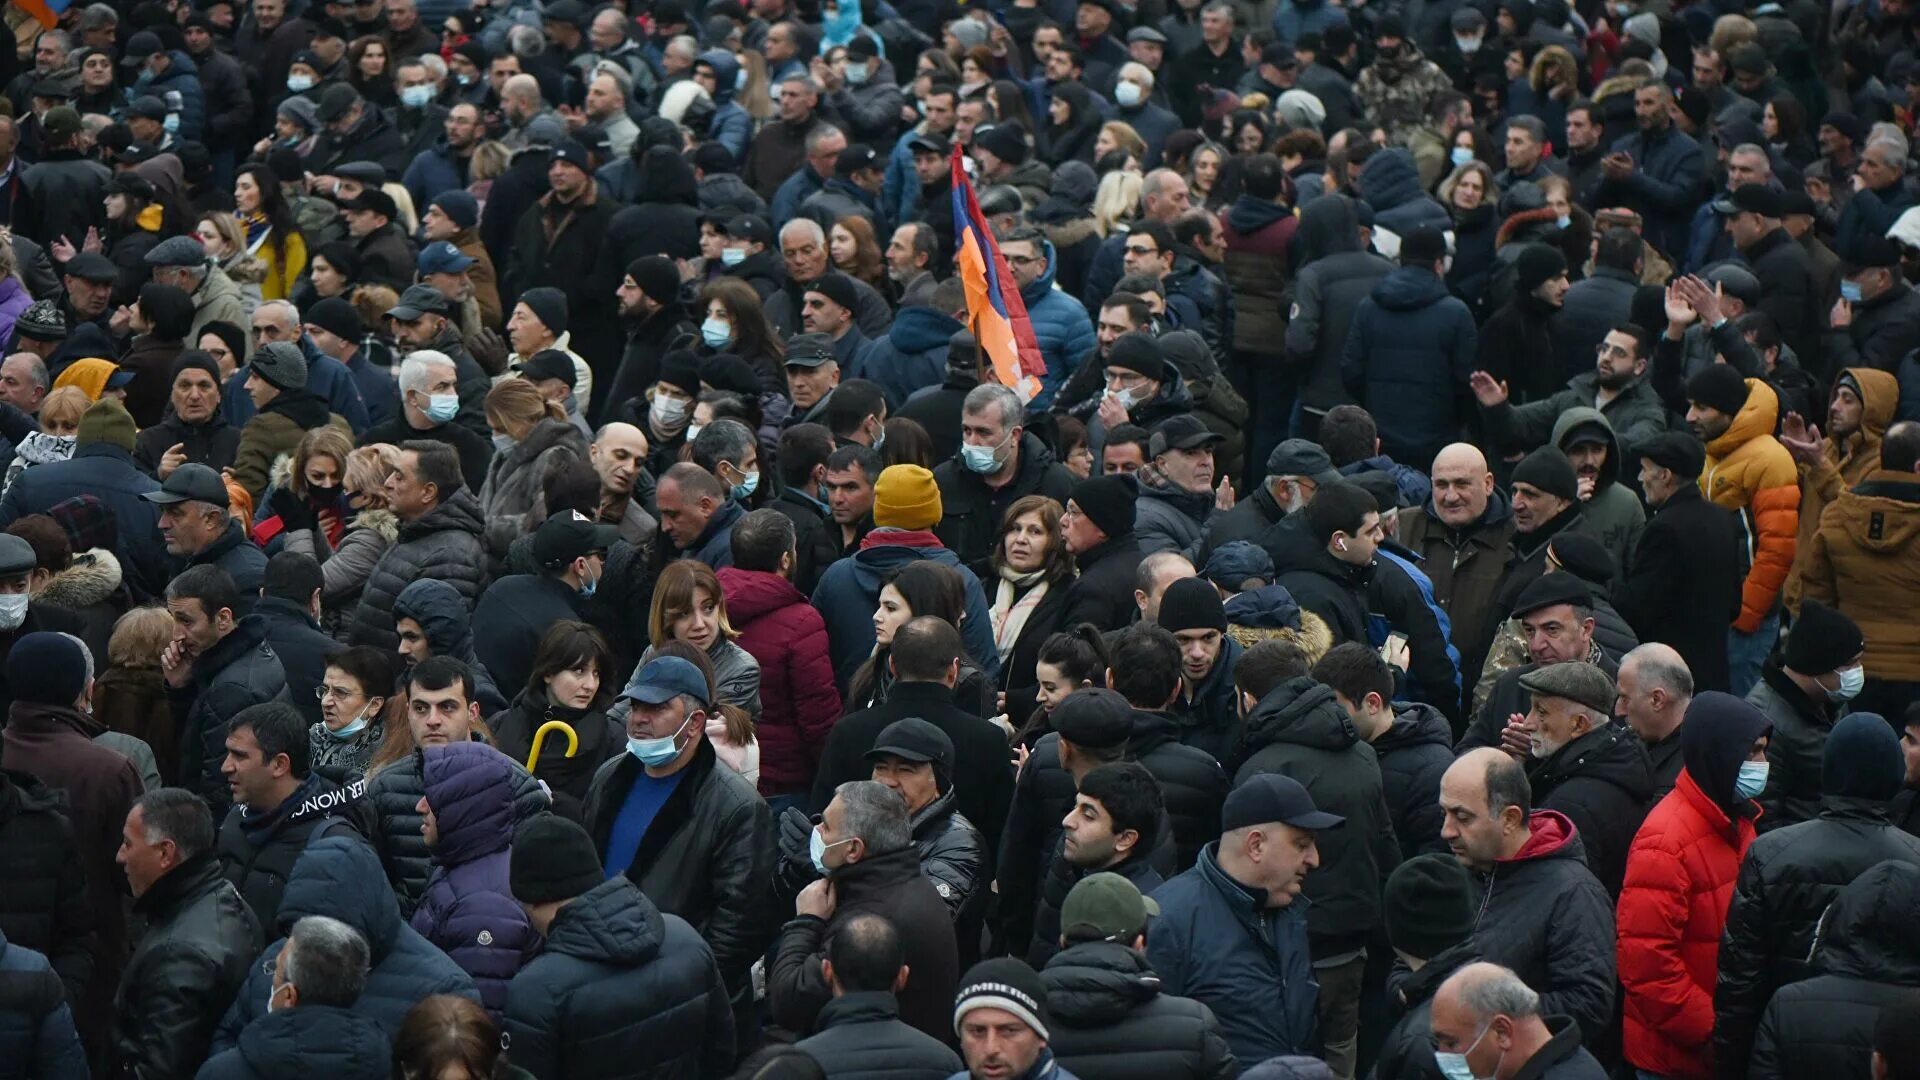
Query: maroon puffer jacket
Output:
[[717, 567, 842, 796]]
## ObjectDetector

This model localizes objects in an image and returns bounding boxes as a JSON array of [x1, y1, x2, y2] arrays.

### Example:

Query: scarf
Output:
[[991, 566, 1049, 664], [240, 209, 273, 254]]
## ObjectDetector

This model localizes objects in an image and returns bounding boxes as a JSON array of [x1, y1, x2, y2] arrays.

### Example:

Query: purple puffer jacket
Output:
[[411, 742, 540, 1017]]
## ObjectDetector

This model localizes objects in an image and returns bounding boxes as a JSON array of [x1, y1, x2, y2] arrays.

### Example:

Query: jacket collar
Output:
[[132, 850, 228, 918], [813, 990, 903, 1032]]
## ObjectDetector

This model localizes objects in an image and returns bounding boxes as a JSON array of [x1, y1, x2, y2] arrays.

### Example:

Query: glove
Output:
[[268, 487, 317, 533], [774, 805, 821, 901]]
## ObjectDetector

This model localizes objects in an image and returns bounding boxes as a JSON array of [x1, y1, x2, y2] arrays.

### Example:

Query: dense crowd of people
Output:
[[2, 0, 1920, 1077]]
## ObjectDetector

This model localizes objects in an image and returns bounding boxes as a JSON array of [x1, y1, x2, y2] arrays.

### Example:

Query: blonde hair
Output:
[[199, 212, 248, 257], [107, 605, 174, 669], [1093, 170, 1144, 238], [1709, 15, 1758, 60], [1439, 160, 1497, 208], [469, 141, 511, 183], [738, 50, 773, 122], [289, 426, 354, 498], [344, 443, 401, 509], [39, 386, 89, 430], [484, 378, 566, 436], [1099, 121, 1146, 162], [351, 284, 399, 333], [648, 559, 737, 647], [383, 182, 419, 234]]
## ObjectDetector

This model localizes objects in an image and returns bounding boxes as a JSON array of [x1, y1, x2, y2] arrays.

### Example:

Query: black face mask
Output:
[[308, 484, 341, 499]]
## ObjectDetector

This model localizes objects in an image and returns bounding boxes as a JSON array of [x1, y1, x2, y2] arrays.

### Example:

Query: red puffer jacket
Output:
[[1617, 768, 1757, 1079], [718, 566, 841, 796]]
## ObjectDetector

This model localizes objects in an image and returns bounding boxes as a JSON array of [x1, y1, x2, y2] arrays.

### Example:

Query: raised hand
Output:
[[1468, 370, 1509, 408]]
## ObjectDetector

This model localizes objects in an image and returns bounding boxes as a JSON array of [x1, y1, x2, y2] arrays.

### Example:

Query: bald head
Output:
[[1439, 748, 1532, 871], [1431, 443, 1494, 528], [1616, 642, 1692, 745], [590, 421, 649, 496]]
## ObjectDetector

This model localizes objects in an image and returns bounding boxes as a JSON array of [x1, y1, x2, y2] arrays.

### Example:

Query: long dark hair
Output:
[[847, 561, 968, 709], [1013, 623, 1109, 745], [237, 164, 301, 268], [525, 620, 613, 708]]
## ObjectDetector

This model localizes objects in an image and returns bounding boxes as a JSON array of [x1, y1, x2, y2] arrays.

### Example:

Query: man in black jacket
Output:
[[603, 256, 696, 423], [769, 779, 959, 1043], [1042, 871, 1239, 1079], [1616, 643, 1694, 797], [250, 554, 340, 727], [214, 702, 358, 930], [162, 564, 291, 816], [1371, 854, 1481, 1080], [1715, 712, 1920, 1079], [113, 787, 262, 1080], [1027, 761, 1168, 970], [1202, 439, 1338, 560], [1718, 183, 1817, 367], [1313, 642, 1452, 859], [932, 383, 1074, 567], [1059, 474, 1145, 633], [793, 912, 964, 1076], [1613, 432, 1742, 692]]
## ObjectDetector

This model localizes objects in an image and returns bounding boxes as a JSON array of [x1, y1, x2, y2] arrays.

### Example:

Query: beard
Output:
[[1595, 366, 1635, 391]]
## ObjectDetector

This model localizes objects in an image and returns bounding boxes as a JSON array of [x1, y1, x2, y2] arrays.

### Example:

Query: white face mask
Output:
[[1115, 81, 1143, 107], [0, 593, 29, 631], [651, 394, 688, 427], [1105, 387, 1139, 410]]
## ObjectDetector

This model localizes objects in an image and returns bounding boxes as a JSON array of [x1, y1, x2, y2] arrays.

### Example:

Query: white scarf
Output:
[[991, 567, 1049, 664]]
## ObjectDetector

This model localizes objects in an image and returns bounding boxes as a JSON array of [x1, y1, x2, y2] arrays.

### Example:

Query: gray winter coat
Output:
[[630, 639, 763, 721], [478, 418, 588, 560], [1135, 468, 1218, 564], [347, 491, 488, 651], [282, 508, 400, 638]]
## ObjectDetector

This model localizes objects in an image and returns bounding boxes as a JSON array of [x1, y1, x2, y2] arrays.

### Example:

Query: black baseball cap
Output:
[[1050, 688, 1135, 750], [907, 131, 951, 155], [835, 143, 881, 176], [122, 30, 164, 66], [722, 214, 772, 245], [865, 718, 955, 771], [1149, 415, 1225, 457], [1222, 774, 1345, 831], [1711, 183, 1783, 218], [342, 189, 398, 219], [515, 349, 577, 388], [387, 284, 452, 321], [140, 463, 228, 506], [532, 509, 619, 568]]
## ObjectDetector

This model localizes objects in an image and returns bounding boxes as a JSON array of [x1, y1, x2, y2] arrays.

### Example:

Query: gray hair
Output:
[[135, 787, 214, 859], [803, 124, 844, 155], [962, 383, 1023, 432], [1483, 751, 1532, 821], [284, 916, 371, 1008], [834, 780, 913, 855], [257, 299, 300, 330], [1866, 137, 1909, 175], [502, 73, 543, 107], [416, 53, 447, 81], [781, 217, 827, 246], [508, 24, 547, 58], [1448, 962, 1542, 1023], [690, 417, 756, 473], [1729, 143, 1774, 176], [1508, 115, 1546, 145], [591, 61, 633, 101], [782, 74, 821, 96], [5, 353, 49, 394], [1117, 61, 1155, 91], [78, 3, 117, 29], [1201, 1, 1235, 17], [1622, 643, 1693, 700], [666, 35, 700, 62], [1134, 550, 1194, 595], [37, 29, 70, 52], [398, 350, 456, 393]]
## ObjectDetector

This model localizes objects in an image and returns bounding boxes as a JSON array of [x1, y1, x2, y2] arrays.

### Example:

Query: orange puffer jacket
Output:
[[1701, 379, 1800, 632], [1799, 469, 1920, 682], [1617, 768, 1757, 1079], [1784, 367, 1899, 611]]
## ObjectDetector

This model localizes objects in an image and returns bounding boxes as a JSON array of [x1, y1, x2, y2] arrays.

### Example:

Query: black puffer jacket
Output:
[[504, 875, 736, 1080], [1232, 676, 1402, 953], [360, 745, 548, 916], [1524, 721, 1654, 897], [910, 788, 988, 923], [171, 615, 291, 817], [1129, 709, 1229, 871], [1714, 797, 1920, 1080], [133, 410, 241, 479], [793, 991, 963, 1079], [214, 772, 363, 930], [1373, 703, 1453, 860], [1028, 848, 1165, 971], [197, 1003, 390, 1080], [931, 433, 1075, 567], [1468, 810, 1617, 1050], [110, 853, 261, 1080], [1042, 940, 1239, 1080], [0, 770, 93, 1011], [1749, 860, 1920, 1080], [1370, 940, 1481, 1080], [1285, 195, 1394, 414], [347, 490, 488, 651]]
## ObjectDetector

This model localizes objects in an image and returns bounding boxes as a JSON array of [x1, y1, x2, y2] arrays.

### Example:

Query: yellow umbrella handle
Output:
[[527, 719, 580, 772]]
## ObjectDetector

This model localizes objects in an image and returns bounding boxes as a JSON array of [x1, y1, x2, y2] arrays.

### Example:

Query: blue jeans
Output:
[[1727, 610, 1782, 697]]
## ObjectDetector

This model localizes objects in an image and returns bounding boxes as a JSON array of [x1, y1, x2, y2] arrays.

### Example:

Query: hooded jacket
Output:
[[1799, 468, 1920, 681], [812, 533, 1000, 691], [1699, 379, 1801, 633], [1482, 371, 1670, 489], [1374, 702, 1453, 860], [1371, 939, 1482, 1080], [855, 305, 966, 409], [1285, 196, 1394, 415], [171, 616, 291, 816], [1715, 715, 1920, 1080], [696, 51, 752, 161], [1340, 265, 1477, 463], [1232, 676, 1401, 954], [214, 771, 362, 932], [1017, 240, 1098, 411], [1357, 149, 1451, 239], [478, 417, 588, 561], [1468, 811, 1618, 1048], [1526, 721, 1655, 897], [1354, 49, 1455, 143], [719, 567, 843, 795], [1785, 368, 1898, 608], [598, 150, 703, 273], [1220, 194, 1296, 359], [1614, 481, 1745, 693], [1616, 692, 1770, 1078], [348, 489, 488, 652], [1548, 407, 1647, 573], [505, 875, 736, 1078], [1749, 861, 1920, 1080], [1134, 466, 1219, 565], [392, 579, 508, 714], [1041, 940, 1239, 1080], [111, 853, 260, 1080], [197, 1004, 389, 1080]]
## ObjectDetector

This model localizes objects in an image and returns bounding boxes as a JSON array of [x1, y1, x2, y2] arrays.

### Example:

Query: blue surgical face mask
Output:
[[455, 72, 476, 87], [845, 62, 870, 85], [400, 84, 435, 108], [1556, 213, 1572, 229], [701, 317, 733, 348], [424, 392, 460, 424], [1115, 81, 1143, 108], [492, 431, 515, 453], [1829, 665, 1865, 702], [1435, 1021, 1492, 1080], [1450, 146, 1474, 167], [730, 468, 760, 501], [810, 825, 855, 875], [287, 73, 315, 93], [578, 560, 599, 599], [735, 68, 747, 92], [720, 246, 747, 266], [961, 430, 1012, 474], [627, 712, 697, 766], [327, 708, 372, 740], [685, 422, 704, 442], [163, 113, 179, 134], [1735, 759, 1770, 799], [1840, 279, 1865, 303]]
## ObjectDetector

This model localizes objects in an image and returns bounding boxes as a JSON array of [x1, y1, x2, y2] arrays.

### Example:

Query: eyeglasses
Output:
[[1124, 244, 1159, 257], [1006, 253, 1044, 266], [1595, 342, 1632, 358], [316, 684, 362, 702]]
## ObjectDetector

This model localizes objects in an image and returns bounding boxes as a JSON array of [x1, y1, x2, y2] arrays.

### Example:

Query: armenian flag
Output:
[[14, 0, 72, 30], [951, 146, 1045, 402]]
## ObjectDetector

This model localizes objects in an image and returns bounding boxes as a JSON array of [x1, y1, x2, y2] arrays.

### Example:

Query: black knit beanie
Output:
[[1686, 363, 1749, 418], [1383, 853, 1477, 959], [1157, 576, 1227, 633], [1783, 600, 1864, 675], [510, 813, 605, 904], [1069, 475, 1136, 540], [1510, 446, 1578, 503]]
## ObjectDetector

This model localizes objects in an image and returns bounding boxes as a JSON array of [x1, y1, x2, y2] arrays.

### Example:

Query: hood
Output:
[[394, 578, 475, 661], [716, 565, 806, 623], [1296, 194, 1362, 263], [238, 771, 338, 843], [637, 148, 699, 205], [1228, 193, 1293, 235], [1836, 471, 1920, 551], [1049, 160, 1099, 207], [421, 742, 517, 864], [1680, 689, 1774, 814], [1423, 484, 1513, 531], [1017, 239, 1064, 306], [37, 547, 121, 609], [846, 542, 963, 593], [1239, 675, 1361, 756], [545, 876, 667, 966], [1812, 859, 1920, 983], [1359, 149, 1427, 212], [280, 835, 404, 956], [1370, 265, 1453, 312], [887, 304, 965, 353], [1839, 367, 1899, 456], [1224, 584, 1303, 630], [133, 152, 186, 201], [699, 49, 741, 104], [1501, 808, 1587, 866], [503, 417, 585, 467], [1706, 378, 1780, 459], [0, 767, 68, 824], [1042, 940, 1162, 1025], [697, 172, 764, 217], [1375, 701, 1453, 753], [234, 1006, 390, 1078], [1822, 712, 1906, 803], [1550, 406, 1621, 492]]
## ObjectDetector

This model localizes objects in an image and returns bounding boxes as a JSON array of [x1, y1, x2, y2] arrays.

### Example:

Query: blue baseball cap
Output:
[[619, 656, 710, 707], [418, 241, 477, 275]]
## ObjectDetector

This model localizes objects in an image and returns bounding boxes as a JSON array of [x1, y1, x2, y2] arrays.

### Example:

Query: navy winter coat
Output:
[[1358, 150, 1451, 240], [1596, 125, 1705, 263], [196, 1005, 390, 1080], [0, 930, 85, 1080], [391, 578, 509, 714], [412, 743, 539, 1018], [811, 536, 1000, 691], [1339, 266, 1476, 464], [134, 52, 208, 145], [504, 875, 736, 1080], [210, 836, 481, 1053], [1017, 241, 1099, 410], [854, 305, 964, 409]]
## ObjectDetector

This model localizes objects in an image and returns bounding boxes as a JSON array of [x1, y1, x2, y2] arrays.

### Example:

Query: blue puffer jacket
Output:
[[699, 51, 753, 163], [1019, 240, 1098, 411], [134, 52, 207, 145], [196, 1005, 390, 1080], [393, 579, 509, 715], [0, 930, 86, 1080], [411, 744, 538, 1019], [854, 305, 964, 409], [811, 534, 1000, 691], [402, 143, 469, 210], [505, 875, 736, 1079], [1147, 843, 1320, 1067], [1339, 265, 1477, 463], [210, 836, 480, 1053], [1358, 150, 1451, 240]]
